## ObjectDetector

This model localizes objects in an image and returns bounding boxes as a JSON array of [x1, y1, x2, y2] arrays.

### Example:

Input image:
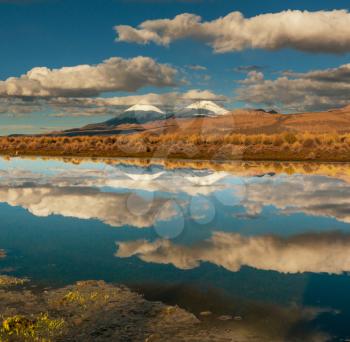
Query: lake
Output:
[[1, 157, 350, 341]]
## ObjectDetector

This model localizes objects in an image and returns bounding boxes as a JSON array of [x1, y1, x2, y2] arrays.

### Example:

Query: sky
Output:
[[0, 0, 350, 134]]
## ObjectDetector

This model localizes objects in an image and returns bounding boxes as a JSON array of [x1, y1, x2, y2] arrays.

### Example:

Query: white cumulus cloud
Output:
[[115, 10, 350, 54], [0, 89, 227, 117], [0, 56, 178, 98], [47, 89, 227, 117], [236, 64, 350, 112]]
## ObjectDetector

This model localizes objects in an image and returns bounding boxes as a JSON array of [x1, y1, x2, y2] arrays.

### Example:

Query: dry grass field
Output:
[[3, 106, 350, 162], [1, 130, 350, 161]]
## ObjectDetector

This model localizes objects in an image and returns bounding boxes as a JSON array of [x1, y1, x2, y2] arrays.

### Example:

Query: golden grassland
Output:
[[1, 131, 350, 162]]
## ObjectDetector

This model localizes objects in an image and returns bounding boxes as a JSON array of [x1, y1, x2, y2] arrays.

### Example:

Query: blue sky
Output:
[[0, 0, 350, 134]]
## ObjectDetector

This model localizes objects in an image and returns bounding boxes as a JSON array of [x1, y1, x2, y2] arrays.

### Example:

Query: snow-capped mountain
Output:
[[104, 104, 166, 126], [62, 101, 229, 135], [176, 100, 229, 118], [125, 104, 165, 115], [186, 101, 229, 115]]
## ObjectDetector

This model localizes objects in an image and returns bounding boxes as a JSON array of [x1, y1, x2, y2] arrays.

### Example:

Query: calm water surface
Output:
[[1, 157, 350, 341]]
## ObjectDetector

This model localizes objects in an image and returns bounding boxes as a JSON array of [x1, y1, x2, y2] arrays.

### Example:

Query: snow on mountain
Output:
[[185, 101, 228, 115], [101, 103, 165, 126], [174, 100, 229, 118], [77, 101, 228, 133], [125, 104, 165, 114]]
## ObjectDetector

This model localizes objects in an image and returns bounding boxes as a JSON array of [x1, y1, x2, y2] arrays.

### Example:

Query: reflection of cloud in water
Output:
[[137, 283, 331, 342], [154, 200, 185, 239], [116, 231, 350, 274], [190, 196, 216, 224], [107, 179, 226, 197], [3, 163, 350, 224], [241, 175, 350, 223], [0, 186, 178, 228]]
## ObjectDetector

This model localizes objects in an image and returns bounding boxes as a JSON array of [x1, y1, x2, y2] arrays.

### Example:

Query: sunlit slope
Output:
[[59, 106, 350, 137]]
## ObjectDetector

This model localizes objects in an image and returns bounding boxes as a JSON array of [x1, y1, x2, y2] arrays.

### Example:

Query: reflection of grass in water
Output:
[[0, 313, 65, 342], [4, 154, 350, 181]]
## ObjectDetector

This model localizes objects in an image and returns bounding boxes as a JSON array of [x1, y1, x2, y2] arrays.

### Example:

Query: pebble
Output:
[[199, 311, 212, 316], [218, 315, 232, 321], [73, 318, 83, 326]]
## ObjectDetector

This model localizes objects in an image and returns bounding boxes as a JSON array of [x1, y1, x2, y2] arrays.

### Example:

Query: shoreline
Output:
[[0, 278, 204, 341], [0, 277, 326, 341], [4, 152, 350, 166], [1, 150, 350, 163]]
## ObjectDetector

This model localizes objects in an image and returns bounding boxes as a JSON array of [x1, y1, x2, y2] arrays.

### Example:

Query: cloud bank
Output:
[[0, 56, 177, 98], [236, 64, 350, 112], [66, 89, 226, 107], [3, 89, 226, 117], [115, 10, 350, 54]]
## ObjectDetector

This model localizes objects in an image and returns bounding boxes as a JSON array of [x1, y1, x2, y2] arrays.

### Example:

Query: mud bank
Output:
[[0, 278, 264, 342]]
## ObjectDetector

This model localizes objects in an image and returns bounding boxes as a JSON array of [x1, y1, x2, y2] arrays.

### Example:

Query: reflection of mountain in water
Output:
[[0, 158, 350, 341], [113, 163, 227, 179], [1, 159, 350, 227]]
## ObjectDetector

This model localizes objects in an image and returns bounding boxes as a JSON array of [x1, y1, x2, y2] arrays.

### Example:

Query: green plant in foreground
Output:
[[61, 289, 110, 309], [0, 275, 28, 287], [0, 313, 65, 342]]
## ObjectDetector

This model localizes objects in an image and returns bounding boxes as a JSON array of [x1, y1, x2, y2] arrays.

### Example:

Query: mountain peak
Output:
[[185, 101, 228, 115], [125, 104, 165, 114]]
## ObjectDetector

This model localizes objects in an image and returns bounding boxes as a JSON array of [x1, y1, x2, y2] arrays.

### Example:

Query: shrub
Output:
[[303, 138, 315, 148], [1, 313, 65, 341], [283, 132, 297, 144]]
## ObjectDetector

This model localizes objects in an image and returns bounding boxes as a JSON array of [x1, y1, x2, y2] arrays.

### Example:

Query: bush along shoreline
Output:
[[1, 132, 350, 162]]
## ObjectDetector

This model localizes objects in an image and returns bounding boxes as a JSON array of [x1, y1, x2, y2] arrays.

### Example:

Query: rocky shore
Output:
[[0, 277, 259, 342]]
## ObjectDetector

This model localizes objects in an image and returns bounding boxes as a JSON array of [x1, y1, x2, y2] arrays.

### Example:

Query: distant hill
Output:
[[52, 104, 350, 137], [138, 105, 350, 135]]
